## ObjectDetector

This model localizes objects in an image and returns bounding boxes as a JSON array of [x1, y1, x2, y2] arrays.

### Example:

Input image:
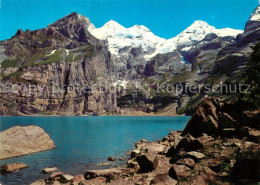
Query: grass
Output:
[[37, 49, 64, 65], [1, 58, 21, 68], [2, 71, 24, 82], [66, 53, 75, 63], [6, 103, 16, 109]]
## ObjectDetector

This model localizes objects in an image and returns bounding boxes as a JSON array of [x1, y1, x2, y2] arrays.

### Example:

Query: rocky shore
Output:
[[26, 97, 259, 185]]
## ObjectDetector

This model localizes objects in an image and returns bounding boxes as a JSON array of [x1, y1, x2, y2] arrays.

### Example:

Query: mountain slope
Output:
[[0, 6, 259, 116]]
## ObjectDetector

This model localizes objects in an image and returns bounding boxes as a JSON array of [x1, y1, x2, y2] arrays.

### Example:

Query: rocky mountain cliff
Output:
[[0, 12, 117, 115], [0, 6, 260, 116]]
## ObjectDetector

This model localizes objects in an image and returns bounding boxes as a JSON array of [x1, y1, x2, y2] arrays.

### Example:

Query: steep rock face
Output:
[[0, 12, 117, 116], [0, 126, 55, 159], [245, 6, 260, 33]]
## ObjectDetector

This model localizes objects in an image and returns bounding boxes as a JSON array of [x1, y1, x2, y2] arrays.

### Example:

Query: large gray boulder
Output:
[[0, 125, 55, 159]]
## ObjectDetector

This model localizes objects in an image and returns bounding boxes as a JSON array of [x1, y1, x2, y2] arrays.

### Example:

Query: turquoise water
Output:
[[0, 116, 190, 185]]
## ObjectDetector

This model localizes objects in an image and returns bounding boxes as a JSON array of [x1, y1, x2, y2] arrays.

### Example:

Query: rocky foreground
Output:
[[28, 97, 259, 185], [0, 125, 55, 160]]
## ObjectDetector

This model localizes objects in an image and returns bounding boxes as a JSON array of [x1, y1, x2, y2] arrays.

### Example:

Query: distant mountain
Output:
[[0, 6, 259, 116], [88, 19, 243, 60]]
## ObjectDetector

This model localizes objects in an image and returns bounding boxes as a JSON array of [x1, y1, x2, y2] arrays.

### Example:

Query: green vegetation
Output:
[[1, 58, 21, 68], [66, 53, 75, 62], [37, 49, 65, 65], [241, 42, 260, 108], [2, 71, 24, 82]]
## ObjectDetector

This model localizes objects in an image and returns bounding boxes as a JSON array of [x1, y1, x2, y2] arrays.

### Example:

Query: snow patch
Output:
[[250, 6, 260, 21], [46, 50, 56, 56]]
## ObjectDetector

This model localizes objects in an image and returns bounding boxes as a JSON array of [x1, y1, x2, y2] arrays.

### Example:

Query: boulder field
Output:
[[29, 97, 260, 185]]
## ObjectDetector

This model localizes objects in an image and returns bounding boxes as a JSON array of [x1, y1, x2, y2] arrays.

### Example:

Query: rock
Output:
[[126, 159, 139, 169], [150, 174, 177, 185], [184, 151, 205, 162], [242, 110, 260, 129], [135, 139, 147, 149], [191, 168, 217, 185], [142, 143, 166, 154], [248, 128, 260, 143], [42, 167, 57, 173], [0, 163, 28, 173], [59, 174, 74, 183], [96, 162, 110, 167], [181, 97, 220, 137], [30, 179, 46, 185], [131, 149, 140, 159], [232, 142, 260, 181], [49, 171, 65, 179], [83, 177, 106, 184], [221, 128, 236, 138], [52, 181, 61, 185], [85, 168, 124, 181], [197, 134, 214, 145], [72, 174, 85, 183], [0, 126, 55, 160], [176, 135, 203, 152], [169, 164, 191, 180], [107, 156, 116, 161], [208, 156, 231, 173], [136, 153, 159, 172], [176, 158, 196, 168]]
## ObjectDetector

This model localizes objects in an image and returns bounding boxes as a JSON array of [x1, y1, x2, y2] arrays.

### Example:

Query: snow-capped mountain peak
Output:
[[88, 18, 243, 59], [103, 20, 125, 29], [250, 6, 260, 21]]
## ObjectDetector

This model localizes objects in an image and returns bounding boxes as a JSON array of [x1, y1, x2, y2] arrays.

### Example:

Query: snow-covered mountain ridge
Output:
[[87, 18, 243, 59]]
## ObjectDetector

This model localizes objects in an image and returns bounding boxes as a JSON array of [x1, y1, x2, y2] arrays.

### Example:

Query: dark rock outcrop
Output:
[[232, 142, 260, 181], [136, 153, 159, 172]]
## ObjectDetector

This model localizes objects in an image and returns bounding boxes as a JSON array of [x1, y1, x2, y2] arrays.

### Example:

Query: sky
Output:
[[0, 0, 258, 40]]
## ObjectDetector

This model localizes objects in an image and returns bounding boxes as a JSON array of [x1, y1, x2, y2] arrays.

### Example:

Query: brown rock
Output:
[[242, 110, 260, 128], [150, 174, 177, 185], [169, 164, 191, 180], [232, 142, 260, 181], [1, 163, 28, 173], [42, 167, 57, 173], [107, 156, 116, 161], [184, 151, 205, 162], [83, 177, 106, 184], [130, 149, 140, 159], [142, 143, 166, 154], [59, 174, 74, 183], [49, 171, 65, 179], [176, 158, 196, 168], [248, 128, 260, 143], [72, 174, 85, 183], [0, 126, 55, 160], [136, 153, 159, 172], [135, 139, 147, 149], [176, 135, 203, 152], [30, 179, 46, 185], [191, 167, 217, 185], [126, 159, 139, 169], [181, 97, 220, 137], [85, 168, 124, 181]]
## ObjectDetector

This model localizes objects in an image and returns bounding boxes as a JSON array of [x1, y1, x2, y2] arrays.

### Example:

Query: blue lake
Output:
[[0, 116, 190, 185]]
